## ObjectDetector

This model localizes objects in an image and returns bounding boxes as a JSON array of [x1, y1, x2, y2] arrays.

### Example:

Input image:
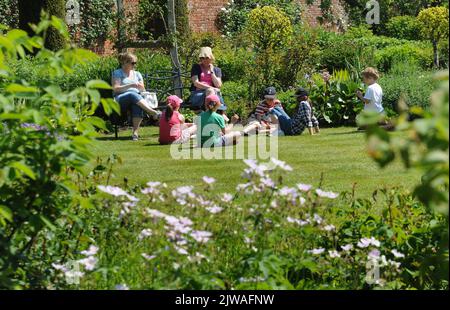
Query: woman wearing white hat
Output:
[[189, 47, 226, 111]]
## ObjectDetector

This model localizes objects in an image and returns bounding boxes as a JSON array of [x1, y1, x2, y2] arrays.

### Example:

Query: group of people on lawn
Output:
[[112, 47, 385, 146]]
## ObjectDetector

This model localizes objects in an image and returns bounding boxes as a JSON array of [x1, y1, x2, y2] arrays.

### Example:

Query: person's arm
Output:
[[222, 114, 239, 134], [112, 79, 140, 94], [135, 72, 145, 92], [356, 89, 371, 105], [210, 65, 222, 88]]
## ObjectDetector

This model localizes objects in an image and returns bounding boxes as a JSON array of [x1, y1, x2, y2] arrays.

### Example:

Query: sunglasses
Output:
[[200, 57, 210, 60], [130, 62, 137, 65]]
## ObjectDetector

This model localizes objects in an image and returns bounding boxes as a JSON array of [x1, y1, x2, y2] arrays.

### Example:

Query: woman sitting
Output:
[[159, 95, 196, 145], [112, 52, 161, 141], [190, 47, 226, 111]]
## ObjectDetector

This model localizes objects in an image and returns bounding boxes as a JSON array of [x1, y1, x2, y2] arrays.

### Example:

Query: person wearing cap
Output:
[[290, 87, 320, 135], [196, 94, 240, 147], [159, 95, 196, 145], [243, 87, 286, 135], [112, 52, 162, 141], [190, 47, 226, 111]]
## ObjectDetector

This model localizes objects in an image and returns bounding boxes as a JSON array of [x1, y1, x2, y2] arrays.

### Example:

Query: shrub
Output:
[[0, 17, 118, 288], [375, 42, 434, 72], [385, 15, 421, 41], [0, 0, 18, 29], [379, 62, 437, 111]]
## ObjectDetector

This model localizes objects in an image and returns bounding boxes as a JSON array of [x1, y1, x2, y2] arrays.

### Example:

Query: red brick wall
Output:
[[187, 0, 229, 33], [96, 0, 347, 55]]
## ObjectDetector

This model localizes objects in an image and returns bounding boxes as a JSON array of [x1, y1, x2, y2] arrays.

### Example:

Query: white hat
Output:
[[199, 47, 215, 60]]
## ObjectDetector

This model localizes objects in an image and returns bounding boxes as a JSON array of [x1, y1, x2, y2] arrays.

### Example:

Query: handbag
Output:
[[141, 91, 158, 109]]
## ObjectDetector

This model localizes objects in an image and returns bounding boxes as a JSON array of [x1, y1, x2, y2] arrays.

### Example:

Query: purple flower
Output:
[[190, 230, 212, 243], [297, 183, 312, 192], [202, 176, 216, 185], [206, 206, 223, 214], [221, 193, 233, 203], [138, 229, 153, 240]]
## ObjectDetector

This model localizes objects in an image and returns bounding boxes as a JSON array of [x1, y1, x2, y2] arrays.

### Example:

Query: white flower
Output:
[[190, 230, 213, 243], [78, 256, 98, 271], [202, 176, 216, 185], [323, 225, 336, 232], [115, 284, 129, 290], [388, 260, 401, 269], [297, 183, 312, 192], [357, 237, 380, 248], [138, 229, 153, 240], [244, 237, 253, 244], [391, 249, 405, 258], [315, 189, 339, 199], [64, 270, 85, 281], [313, 214, 323, 225], [145, 208, 167, 218], [299, 197, 306, 205], [221, 193, 233, 203], [97, 185, 128, 197], [80, 245, 98, 256], [270, 157, 293, 171], [329, 250, 341, 258], [341, 244, 353, 252], [52, 263, 68, 272], [141, 253, 156, 261], [206, 206, 223, 214], [174, 246, 188, 255], [308, 248, 325, 255]]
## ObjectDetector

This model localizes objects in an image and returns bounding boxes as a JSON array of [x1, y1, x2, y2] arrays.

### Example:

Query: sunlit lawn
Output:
[[89, 126, 421, 198]]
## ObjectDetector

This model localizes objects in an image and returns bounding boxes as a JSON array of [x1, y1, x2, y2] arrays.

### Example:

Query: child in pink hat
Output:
[[159, 95, 196, 144]]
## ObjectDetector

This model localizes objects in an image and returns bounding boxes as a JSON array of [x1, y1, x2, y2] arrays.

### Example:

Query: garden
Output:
[[0, 0, 448, 291]]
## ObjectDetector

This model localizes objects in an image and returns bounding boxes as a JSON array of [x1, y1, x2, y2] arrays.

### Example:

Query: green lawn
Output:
[[89, 126, 421, 197]]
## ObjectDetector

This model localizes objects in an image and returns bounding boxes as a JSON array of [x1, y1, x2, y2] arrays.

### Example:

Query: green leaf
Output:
[[39, 215, 56, 231], [0, 205, 13, 225], [6, 84, 39, 93], [11, 162, 36, 180], [86, 80, 112, 90]]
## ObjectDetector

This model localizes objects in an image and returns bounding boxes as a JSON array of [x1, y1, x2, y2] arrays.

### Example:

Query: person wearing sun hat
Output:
[[159, 95, 197, 145], [189, 47, 226, 111], [290, 87, 320, 135], [196, 94, 240, 147]]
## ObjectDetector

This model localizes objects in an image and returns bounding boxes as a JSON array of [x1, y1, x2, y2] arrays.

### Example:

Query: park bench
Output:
[[109, 69, 193, 139]]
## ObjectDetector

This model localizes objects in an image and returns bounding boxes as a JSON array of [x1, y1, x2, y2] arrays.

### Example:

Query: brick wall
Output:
[[97, 0, 347, 54]]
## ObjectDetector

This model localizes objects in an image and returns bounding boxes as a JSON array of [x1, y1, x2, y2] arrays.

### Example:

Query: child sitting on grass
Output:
[[196, 94, 241, 147], [159, 95, 196, 145], [290, 87, 320, 135], [243, 86, 287, 136]]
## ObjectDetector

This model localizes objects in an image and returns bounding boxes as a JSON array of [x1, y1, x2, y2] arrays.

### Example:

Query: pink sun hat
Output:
[[167, 95, 183, 109]]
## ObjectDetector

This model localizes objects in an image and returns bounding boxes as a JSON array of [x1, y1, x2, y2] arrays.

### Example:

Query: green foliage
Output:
[[0, 16, 118, 288], [246, 6, 293, 52], [417, 6, 449, 67], [0, 0, 19, 29], [375, 42, 434, 72], [362, 71, 449, 214], [217, 0, 302, 39], [307, 69, 365, 126], [379, 62, 437, 110], [69, 0, 116, 49], [385, 15, 421, 41]]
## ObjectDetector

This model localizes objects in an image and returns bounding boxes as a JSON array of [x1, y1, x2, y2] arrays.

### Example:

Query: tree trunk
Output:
[[18, 0, 66, 51], [433, 39, 440, 68]]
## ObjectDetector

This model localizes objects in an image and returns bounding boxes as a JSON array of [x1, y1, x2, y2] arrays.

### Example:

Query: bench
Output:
[[110, 69, 193, 139]]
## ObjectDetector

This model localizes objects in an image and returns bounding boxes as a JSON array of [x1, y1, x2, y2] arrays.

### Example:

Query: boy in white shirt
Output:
[[356, 67, 393, 130]]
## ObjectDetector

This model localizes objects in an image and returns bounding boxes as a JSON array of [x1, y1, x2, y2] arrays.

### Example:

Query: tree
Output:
[[18, 0, 66, 51], [417, 6, 449, 67]]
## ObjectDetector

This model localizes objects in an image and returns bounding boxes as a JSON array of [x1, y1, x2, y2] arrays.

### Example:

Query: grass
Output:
[[89, 126, 421, 198]]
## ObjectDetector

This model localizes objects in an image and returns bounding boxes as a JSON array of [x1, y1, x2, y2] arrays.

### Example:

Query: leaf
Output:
[[0, 205, 13, 225], [86, 80, 112, 90], [11, 162, 36, 180], [39, 215, 56, 231], [6, 84, 39, 94]]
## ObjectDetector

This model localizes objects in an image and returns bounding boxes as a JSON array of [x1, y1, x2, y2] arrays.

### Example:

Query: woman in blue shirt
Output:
[[112, 52, 160, 141]]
